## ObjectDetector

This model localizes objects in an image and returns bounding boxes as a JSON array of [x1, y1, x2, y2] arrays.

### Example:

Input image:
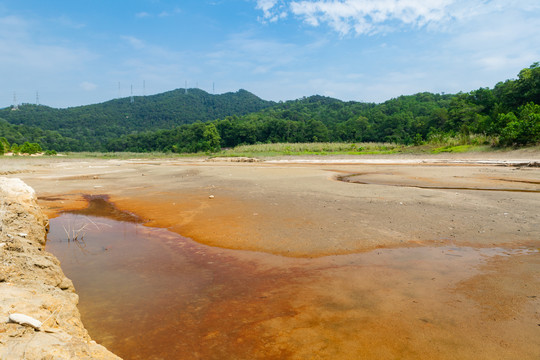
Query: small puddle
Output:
[[46, 197, 540, 360]]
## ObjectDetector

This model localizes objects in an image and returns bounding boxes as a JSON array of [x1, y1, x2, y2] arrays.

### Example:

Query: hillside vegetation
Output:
[[1, 63, 539, 153], [0, 89, 273, 151]]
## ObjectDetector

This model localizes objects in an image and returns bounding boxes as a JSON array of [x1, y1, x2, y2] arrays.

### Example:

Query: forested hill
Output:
[[108, 63, 540, 152], [0, 88, 274, 151], [0, 63, 539, 152]]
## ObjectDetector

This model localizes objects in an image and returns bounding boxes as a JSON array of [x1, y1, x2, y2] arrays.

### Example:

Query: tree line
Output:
[[0, 136, 45, 155], [0, 89, 273, 152], [107, 63, 540, 152], [1, 63, 539, 153]]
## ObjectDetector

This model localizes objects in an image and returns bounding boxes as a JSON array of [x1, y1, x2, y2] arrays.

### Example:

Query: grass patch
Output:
[[4, 140, 535, 160], [215, 141, 513, 158], [431, 145, 476, 154], [217, 142, 405, 157], [427, 133, 499, 147]]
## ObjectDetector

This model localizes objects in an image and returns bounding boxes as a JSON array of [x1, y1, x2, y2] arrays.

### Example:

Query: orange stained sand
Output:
[[45, 196, 540, 360], [38, 193, 91, 218], [112, 191, 291, 254]]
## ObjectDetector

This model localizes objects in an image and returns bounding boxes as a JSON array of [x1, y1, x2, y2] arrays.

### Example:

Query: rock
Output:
[[209, 195, 215, 199], [0, 177, 121, 359], [0, 177, 49, 245], [8, 313, 43, 329]]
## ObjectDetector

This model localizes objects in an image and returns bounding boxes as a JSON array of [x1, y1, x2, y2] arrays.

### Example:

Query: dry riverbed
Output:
[[1, 151, 539, 359]]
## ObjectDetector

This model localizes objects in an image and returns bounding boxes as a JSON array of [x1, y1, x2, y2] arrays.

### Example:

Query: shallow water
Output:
[[46, 198, 540, 360]]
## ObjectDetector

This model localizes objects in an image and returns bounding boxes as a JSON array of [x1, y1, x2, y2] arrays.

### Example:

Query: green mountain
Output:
[[108, 63, 540, 152], [0, 88, 274, 151], [1, 63, 539, 152]]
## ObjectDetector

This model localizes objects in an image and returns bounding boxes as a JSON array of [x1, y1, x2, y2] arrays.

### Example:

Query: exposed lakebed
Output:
[[46, 196, 540, 360]]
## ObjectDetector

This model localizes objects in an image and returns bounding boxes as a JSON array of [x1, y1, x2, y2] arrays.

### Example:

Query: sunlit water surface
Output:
[[46, 199, 539, 360]]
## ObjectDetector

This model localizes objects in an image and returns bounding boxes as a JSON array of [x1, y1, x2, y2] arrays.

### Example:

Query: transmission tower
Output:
[[130, 84, 134, 104], [12, 92, 18, 111], [36, 91, 39, 106]]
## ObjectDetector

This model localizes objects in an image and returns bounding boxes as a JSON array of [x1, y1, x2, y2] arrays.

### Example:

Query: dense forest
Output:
[[0, 89, 273, 151], [1, 63, 539, 153]]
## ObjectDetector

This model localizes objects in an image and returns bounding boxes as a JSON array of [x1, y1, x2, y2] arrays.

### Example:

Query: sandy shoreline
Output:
[[2, 152, 537, 257], [1, 152, 539, 359]]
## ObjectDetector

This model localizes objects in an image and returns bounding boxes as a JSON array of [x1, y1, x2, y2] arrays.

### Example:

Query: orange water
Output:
[[46, 199, 540, 360]]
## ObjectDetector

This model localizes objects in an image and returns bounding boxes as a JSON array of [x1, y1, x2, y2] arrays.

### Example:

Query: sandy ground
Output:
[[1, 151, 539, 359], [2, 152, 538, 256]]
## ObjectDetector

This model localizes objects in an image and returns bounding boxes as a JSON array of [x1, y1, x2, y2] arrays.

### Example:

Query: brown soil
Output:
[[11, 155, 538, 257], [1, 152, 539, 359]]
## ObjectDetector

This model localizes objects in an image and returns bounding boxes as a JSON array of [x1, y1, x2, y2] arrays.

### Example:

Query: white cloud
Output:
[[0, 15, 96, 71], [52, 15, 86, 29], [158, 8, 182, 17], [119, 35, 189, 64], [256, 0, 279, 14], [442, 5, 540, 80], [135, 12, 151, 18], [121, 35, 146, 50], [256, 0, 288, 22], [135, 8, 181, 19], [258, 0, 455, 34], [80, 81, 97, 91], [207, 31, 301, 74], [256, 0, 540, 36], [0, 14, 102, 107]]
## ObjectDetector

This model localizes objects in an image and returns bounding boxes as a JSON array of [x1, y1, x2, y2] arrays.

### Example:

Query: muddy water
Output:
[[46, 198, 540, 360]]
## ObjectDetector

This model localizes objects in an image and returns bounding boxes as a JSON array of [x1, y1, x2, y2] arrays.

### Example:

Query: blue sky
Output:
[[1, 0, 539, 108]]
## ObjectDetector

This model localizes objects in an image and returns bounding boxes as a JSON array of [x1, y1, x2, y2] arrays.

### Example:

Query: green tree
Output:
[[499, 103, 540, 146], [0, 137, 9, 154], [202, 123, 221, 152], [19, 142, 42, 154]]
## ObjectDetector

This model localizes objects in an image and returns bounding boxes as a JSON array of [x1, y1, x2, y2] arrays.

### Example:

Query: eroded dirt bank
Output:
[[0, 177, 120, 359]]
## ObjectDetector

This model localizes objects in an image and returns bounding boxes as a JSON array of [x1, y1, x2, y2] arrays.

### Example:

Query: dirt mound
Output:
[[0, 177, 120, 359]]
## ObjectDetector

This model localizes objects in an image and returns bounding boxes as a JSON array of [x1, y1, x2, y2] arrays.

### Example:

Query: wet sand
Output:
[[2, 152, 540, 359]]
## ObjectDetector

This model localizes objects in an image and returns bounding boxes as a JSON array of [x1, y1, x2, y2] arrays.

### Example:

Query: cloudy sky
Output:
[[1, 0, 539, 108]]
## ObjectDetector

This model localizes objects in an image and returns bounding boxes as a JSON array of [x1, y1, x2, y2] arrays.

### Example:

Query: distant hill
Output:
[[107, 63, 540, 152], [0, 63, 538, 152], [0, 88, 274, 151]]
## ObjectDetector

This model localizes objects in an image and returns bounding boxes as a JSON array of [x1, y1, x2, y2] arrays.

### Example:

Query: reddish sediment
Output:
[[5, 155, 539, 359]]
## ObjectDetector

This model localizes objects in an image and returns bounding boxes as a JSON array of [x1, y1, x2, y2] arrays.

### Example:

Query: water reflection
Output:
[[46, 201, 539, 360]]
